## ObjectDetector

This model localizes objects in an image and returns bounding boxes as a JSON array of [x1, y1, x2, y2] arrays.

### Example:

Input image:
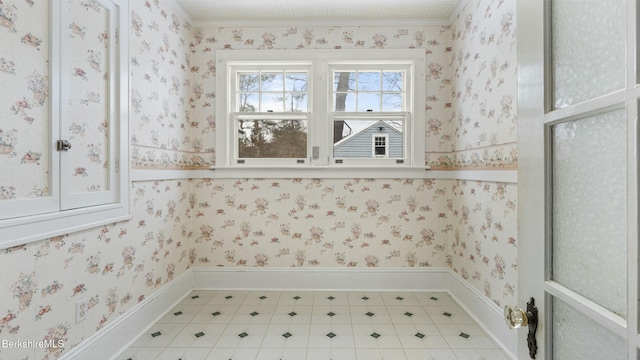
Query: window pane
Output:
[[285, 73, 307, 92], [261, 92, 283, 112], [382, 72, 403, 91], [333, 71, 356, 92], [238, 119, 307, 158], [238, 93, 258, 112], [260, 72, 282, 91], [333, 120, 403, 158], [358, 71, 381, 91], [284, 92, 307, 112], [357, 93, 381, 112], [238, 72, 259, 91], [334, 92, 355, 111], [382, 93, 403, 111]]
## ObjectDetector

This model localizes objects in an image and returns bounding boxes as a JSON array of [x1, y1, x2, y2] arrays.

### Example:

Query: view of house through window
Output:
[[331, 70, 406, 160]]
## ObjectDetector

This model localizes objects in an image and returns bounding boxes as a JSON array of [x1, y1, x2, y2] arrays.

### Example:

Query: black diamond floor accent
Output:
[[191, 295, 199, 299], [282, 332, 292, 338], [150, 331, 161, 337], [225, 295, 233, 299], [430, 296, 439, 301], [250, 311, 259, 317], [238, 332, 248, 338], [327, 296, 335, 300], [415, 332, 425, 339], [194, 331, 205, 338], [173, 311, 183, 316], [326, 332, 336, 338], [396, 296, 404, 301], [459, 332, 470, 338], [366, 312, 375, 317], [211, 311, 221, 316], [443, 312, 452, 317], [370, 332, 381, 339], [404, 312, 413, 317], [327, 312, 336, 317], [293, 296, 301, 300], [259, 295, 267, 300], [288, 311, 297, 317], [361, 296, 369, 300]]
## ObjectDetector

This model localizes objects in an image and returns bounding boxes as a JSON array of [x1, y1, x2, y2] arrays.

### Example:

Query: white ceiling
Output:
[[176, 0, 461, 26]]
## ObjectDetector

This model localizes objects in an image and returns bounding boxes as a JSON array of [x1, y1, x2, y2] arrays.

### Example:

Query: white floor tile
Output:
[[277, 292, 315, 306], [356, 348, 409, 360], [422, 348, 459, 360], [116, 291, 510, 360], [305, 347, 357, 360], [206, 347, 259, 360], [311, 305, 352, 324], [350, 305, 392, 324], [256, 347, 308, 360], [156, 347, 212, 360], [308, 324, 355, 348], [115, 347, 163, 360]]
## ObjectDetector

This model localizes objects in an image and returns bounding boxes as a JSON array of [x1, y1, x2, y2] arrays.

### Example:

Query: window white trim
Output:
[[215, 49, 425, 176]]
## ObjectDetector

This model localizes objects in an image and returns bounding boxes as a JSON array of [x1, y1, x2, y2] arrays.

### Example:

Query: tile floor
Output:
[[116, 290, 510, 360]]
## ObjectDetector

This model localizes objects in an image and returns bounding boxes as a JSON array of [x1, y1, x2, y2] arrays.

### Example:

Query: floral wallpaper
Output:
[[0, 0, 50, 201], [447, 180, 517, 307], [427, 0, 518, 170], [193, 178, 450, 268], [129, 0, 211, 169], [0, 0, 520, 358], [444, 0, 518, 307]]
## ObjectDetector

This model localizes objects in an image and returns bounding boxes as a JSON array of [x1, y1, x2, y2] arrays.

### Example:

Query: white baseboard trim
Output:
[[59, 270, 193, 360], [192, 266, 451, 292], [64, 267, 516, 360], [448, 271, 517, 359]]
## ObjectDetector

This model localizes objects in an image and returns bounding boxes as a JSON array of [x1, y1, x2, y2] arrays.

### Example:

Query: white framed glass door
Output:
[[517, 0, 638, 359]]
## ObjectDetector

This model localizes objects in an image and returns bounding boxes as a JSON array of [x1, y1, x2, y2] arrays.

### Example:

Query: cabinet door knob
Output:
[[56, 140, 72, 151]]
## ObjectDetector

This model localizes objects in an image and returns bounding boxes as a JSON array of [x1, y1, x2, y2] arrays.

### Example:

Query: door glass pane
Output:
[[553, 297, 626, 360], [67, 0, 110, 194], [551, 0, 626, 109], [552, 109, 627, 317], [0, 1, 51, 202]]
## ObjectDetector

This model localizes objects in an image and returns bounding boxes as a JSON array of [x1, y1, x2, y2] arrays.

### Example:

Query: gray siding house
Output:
[[333, 120, 403, 158]]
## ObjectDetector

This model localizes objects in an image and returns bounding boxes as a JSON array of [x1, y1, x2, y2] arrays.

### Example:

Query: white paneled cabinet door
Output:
[[0, 0, 58, 220], [517, 0, 637, 359], [59, 0, 121, 209]]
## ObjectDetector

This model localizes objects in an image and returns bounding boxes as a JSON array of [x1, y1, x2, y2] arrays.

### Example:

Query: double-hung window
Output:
[[215, 49, 425, 177], [232, 66, 311, 165], [330, 65, 410, 165]]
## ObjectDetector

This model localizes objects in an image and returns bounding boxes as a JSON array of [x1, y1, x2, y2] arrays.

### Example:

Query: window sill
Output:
[[210, 165, 431, 179], [0, 204, 131, 250]]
